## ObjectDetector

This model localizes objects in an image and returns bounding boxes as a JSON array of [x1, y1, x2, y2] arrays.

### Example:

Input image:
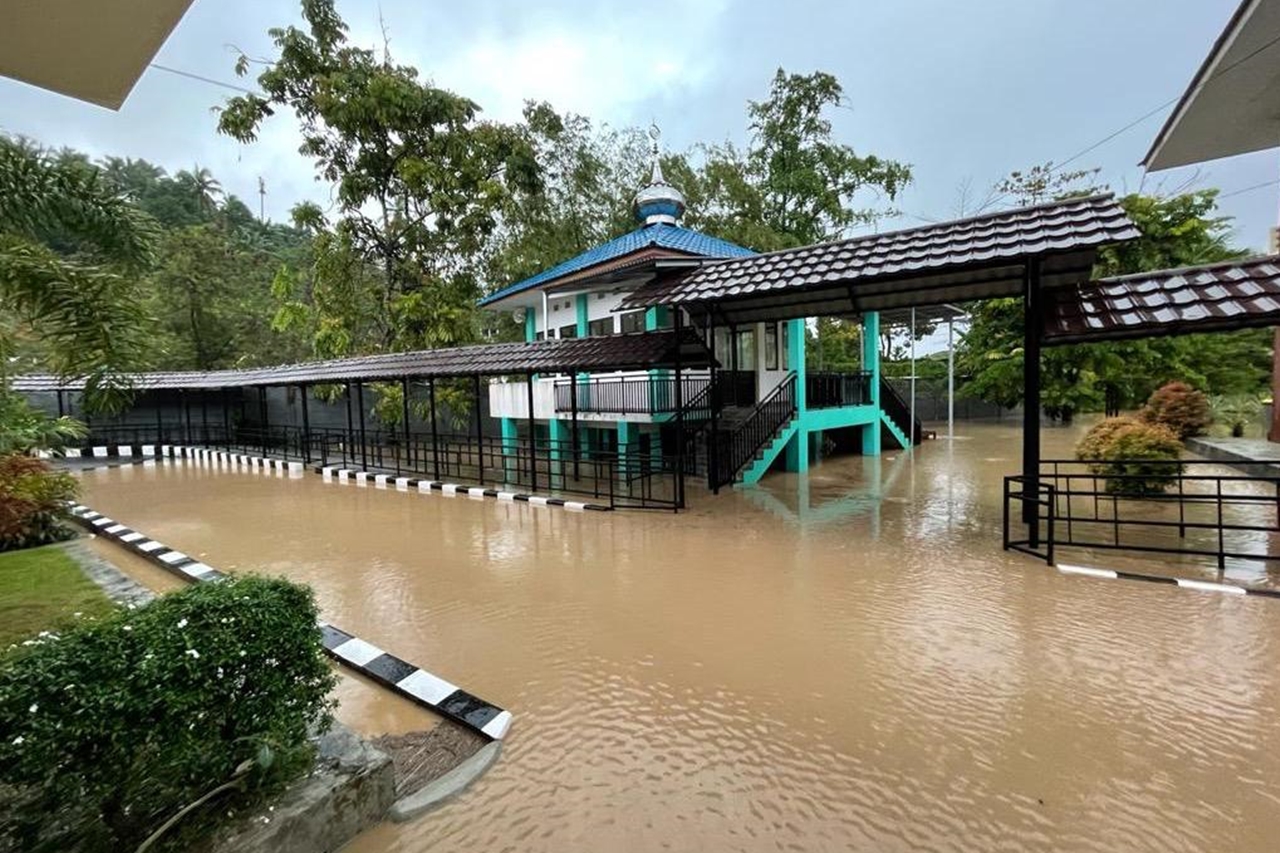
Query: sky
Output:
[[1, 0, 1276, 253]]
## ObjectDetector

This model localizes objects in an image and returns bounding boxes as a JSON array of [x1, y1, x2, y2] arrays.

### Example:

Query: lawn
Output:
[[0, 544, 115, 647]]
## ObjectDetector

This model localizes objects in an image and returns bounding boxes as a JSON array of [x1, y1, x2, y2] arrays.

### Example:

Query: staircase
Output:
[[707, 373, 798, 489], [879, 378, 924, 449]]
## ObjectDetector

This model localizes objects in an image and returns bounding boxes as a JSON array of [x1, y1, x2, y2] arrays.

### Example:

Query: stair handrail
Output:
[[711, 372, 798, 489], [879, 377, 922, 445]]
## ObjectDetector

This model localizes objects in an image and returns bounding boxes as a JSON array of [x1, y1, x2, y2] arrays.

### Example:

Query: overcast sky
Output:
[[2, 0, 1275, 251]]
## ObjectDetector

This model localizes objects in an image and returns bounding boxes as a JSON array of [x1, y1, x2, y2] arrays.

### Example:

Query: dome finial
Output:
[[633, 122, 685, 225]]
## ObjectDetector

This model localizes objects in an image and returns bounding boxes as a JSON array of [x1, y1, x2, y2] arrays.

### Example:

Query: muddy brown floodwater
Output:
[[81, 420, 1280, 852]]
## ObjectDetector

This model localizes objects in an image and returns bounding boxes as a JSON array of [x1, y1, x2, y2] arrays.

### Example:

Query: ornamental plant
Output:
[[0, 454, 78, 552], [0, 575, 337, 852], [1076, 417, 1184, 496], [1139, 381, 1211, 440]]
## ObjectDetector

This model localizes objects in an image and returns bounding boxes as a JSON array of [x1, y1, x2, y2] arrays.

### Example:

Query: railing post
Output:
[[1002, 477, 1011, 550], [526, 371, 538, 492], [674, 310, 686, 510], [356, 382, 367, 471], [709, 312, 720, 493], [402, 377, 412, 472], [570, 374, 580, 481], [344, 382, 354, 469], [473, 374, 484, 485], [428, 378, 440, 480], [300, 384, 311, 465]]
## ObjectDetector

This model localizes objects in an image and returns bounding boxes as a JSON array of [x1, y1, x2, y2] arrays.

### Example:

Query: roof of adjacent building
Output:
[[1144, 0, 1280, 170], [12, 330, 716, 392], [621, 194, 1140, 324], [478, 223, 754, 307], [1042, 254, 1280, 344]]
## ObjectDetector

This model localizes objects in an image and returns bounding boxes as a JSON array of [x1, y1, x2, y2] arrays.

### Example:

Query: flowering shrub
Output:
[[0, 575, 336, 852], [0, 454, 78, 552], [1076, 417, 1184, 496], [1140, 381, 1211, 440]]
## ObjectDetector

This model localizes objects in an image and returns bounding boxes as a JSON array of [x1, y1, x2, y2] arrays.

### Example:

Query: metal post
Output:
[[56, 390, 64, 418], [182, 390, 191, 444], [344, 382, 354, 468], [356, 382, 367, 470], [909, 306, 916, 447], [222, 388, 230, 447], [526, 371, 538, 492], [154, 395, 163, 443], [428, 378, 440, 479], [259, 387, 269, 456], [947, 316, 955, 441], [200, 390, 209, 445], [709, 312, 720, 493], [1022, 258, 1043, 546], [473, 374, 484, 484], [570, 372, 580, 481], [401, 377, 412, 471], [300, 385, 311, 465], [674, 309, 686, 510]]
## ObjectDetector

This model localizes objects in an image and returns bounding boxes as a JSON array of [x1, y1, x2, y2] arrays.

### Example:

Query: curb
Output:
[[315, 466, 612, 512], [388, 740, 503, 822], [66, 504, 513, 741], [57, 444, 305, 477], [1055, 562, 1280, 599]]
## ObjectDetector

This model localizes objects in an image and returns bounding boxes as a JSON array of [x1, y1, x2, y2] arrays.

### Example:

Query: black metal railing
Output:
[[552, 374, 711, 414], [709, 373, 797, 490], [806, 371, 872, 409], [879, 378, 922, 445], [1003, 458, 1280, 570], [82, 423, 683, 511]]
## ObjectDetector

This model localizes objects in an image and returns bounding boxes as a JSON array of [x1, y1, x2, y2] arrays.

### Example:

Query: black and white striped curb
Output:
[[53, 444, 305, 477], [316, 465, 611, 512], [66, 503, 513, 741], [1055, 563, 1280, 599]]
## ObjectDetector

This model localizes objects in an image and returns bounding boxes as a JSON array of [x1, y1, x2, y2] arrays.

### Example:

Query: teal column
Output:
[[500, 417, 518, 481], [524, 308, 536, 343], [576, 294, 590, 337], [646, 307, 670, 413], [862, 311, 882, 456], [547, 418, 567, 486], [782, 317, 809, 472], [617, 422, 634, 477]]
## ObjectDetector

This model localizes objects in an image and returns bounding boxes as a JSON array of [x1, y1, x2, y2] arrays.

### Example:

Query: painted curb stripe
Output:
[[312, 465, 611, 512], [67, 504, 512, 741], [1053, 560, 1273, 598]]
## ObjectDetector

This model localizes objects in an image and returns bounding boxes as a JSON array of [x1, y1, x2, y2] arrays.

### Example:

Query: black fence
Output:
[[82, 423, 681, 511], [806, 371, 871, 409], [1004, 458, 1280, 570], [552, 374, 711, 415], [709, 373, 797, 490]]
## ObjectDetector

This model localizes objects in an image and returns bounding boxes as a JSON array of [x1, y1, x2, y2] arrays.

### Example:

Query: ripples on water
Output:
[[81, 422, 1280, 852]]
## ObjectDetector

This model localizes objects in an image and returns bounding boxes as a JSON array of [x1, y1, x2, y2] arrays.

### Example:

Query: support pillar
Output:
[[570, 376, 580, 481], [947, 316, 955, 441], [182, 389, 191, 444], [1022, 259, 1043, 545], [259, 387, 269, 456], [428, 378, 441, 479], [526, 371, 538, 492], [344, 382, 354, 468], [501, 417, 518, 482], [356, 382, 367, 470], [617, 421, 634, 478], [300, 385, 311, 464], [674, 309, 686, 510], [473, 375, 485, 484], [862, 311, 882, 456], [402, 377, 413, 472]]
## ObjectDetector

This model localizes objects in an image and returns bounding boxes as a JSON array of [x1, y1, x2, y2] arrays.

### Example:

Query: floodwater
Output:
[[79, 421, 1280, 853]]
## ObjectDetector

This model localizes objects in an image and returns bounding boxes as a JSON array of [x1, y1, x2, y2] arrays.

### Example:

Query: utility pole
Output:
[[257, 176, 266, 222]]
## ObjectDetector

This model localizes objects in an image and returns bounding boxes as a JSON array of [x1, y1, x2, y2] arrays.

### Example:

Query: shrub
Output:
[[1076, 417, 1184, 496], [1210, 394, 1262, 438], [0, 392, 86, 455], [1140, 381, 1211, 439], [0, 455, 78, 552], [0, 575, 337, 852]]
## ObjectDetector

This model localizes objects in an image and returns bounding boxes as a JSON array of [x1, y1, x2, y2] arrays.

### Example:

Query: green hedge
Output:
[[0, 575, 337, 852], [1077, 417, 1185, 496]]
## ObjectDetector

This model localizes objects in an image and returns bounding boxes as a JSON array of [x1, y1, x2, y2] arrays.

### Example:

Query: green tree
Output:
[[0, 135, 158, 410], [217, 0, 540, 362], [957, 186, 1265, 421]]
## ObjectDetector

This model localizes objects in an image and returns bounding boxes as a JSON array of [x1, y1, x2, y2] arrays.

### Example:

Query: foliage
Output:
[[1139, 381, 1211, 440], [0, 544, 115, 647], [1076, 417, 1184, 496], [0, 136, 159, 411], [1210, 394, 1262, 438], [0, 455, 78, 552], [0, 575, 337, 852], [806, 318, 863, 371], [219, 0, 540, 363], [0, 393, 85, 455], [957, 187, 1262, 420]]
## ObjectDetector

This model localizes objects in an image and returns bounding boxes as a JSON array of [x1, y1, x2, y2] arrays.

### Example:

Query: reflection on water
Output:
[[81, 421, 1280, 853]]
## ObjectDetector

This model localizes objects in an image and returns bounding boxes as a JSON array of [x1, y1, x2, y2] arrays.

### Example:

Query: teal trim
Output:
[[617, 422, 634, 476], [500, 417, 518, 481], [740, 419, 799, 485], [524, 310, 536, 343], [576, 294, 589, 337], [861, 311, 882, 456], [787, 319, 806, 413], [643, 306, 667, 331], [881, 412, 911, 451]]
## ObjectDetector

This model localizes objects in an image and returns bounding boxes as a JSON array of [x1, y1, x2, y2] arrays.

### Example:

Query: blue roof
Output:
[[479, 223, 755, 306]]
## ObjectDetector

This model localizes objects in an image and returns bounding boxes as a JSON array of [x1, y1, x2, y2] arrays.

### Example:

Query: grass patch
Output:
[[0, 544, 115, 647]]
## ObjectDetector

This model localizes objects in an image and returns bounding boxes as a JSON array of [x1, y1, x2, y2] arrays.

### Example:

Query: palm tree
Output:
[[175, 165, 223, 217], [0, 135, 158, 411]]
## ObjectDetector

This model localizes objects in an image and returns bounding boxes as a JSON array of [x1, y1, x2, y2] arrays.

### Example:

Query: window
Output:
[[765, 323, 778, 370], [535, 331, 545, 342], [734, 328, 756, 372], [781, 321, 790, 370], [588, 317, 614, 337], [559, 324, 578, 339], [621, 310, 646, 334]]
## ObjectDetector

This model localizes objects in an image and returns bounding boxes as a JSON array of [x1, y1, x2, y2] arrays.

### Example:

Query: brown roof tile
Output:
[[1042, 254, 1280, 344]]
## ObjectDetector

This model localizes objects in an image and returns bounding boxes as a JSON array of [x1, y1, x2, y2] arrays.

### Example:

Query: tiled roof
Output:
[[1042, 254, 1280, 344], [12, 331, 715, 392], [622, 195, 1140, 322], [478, 222, 754, 306]]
